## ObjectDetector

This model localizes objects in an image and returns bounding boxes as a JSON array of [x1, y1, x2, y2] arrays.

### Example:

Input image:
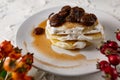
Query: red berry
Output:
[[99, 41, 118, 55], [107, 41, 118, 50], [116, 29, 120, 41], [103, 66, 118, 80], [100, 43, 109, 54], [100, 47, 117, 55], [108, 54, 120, 66], [97, 60, 110, 71], [105, 48, 117, 55]]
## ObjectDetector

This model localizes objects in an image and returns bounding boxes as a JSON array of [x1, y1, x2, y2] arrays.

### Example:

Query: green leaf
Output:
[[0, 69, 7, 79]]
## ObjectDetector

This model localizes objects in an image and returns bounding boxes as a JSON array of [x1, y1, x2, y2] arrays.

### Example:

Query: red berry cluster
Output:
[[97, 29, 120, 80]]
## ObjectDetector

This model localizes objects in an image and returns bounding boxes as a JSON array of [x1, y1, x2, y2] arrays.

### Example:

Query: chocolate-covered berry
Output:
[[58, 11, 69, 18], [71, 7, 85, 22], [66, 7, 85, 22], [81, 13, 97, 26], [61, 5, 71, 12], [66, 15, 76, 22], [90, 13, 97, 21], [49, 14, 64, 27], [33, 27, 44, 35], [49, 6, 97, 27]]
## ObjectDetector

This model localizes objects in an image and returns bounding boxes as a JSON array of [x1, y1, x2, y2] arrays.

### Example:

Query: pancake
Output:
[[45, 5, 104, 49]]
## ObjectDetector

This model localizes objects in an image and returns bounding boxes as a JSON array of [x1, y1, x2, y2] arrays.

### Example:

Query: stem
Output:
[[118, 47, 120, 54], [4, 72, 9, 80], [0, 58, 6, 72], [119, 73, 120, 77], [0, 60, 4, 72], [118, 46, 120, 49], [5, 72, 12, 80], [115, 66, 117, 70]]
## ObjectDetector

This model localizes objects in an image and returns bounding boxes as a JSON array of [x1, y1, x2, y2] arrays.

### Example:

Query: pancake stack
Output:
[[45, 5, 104, 49]]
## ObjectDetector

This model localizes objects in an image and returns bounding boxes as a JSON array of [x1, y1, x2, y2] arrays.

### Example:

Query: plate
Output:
[[16, 6, 120, 76]]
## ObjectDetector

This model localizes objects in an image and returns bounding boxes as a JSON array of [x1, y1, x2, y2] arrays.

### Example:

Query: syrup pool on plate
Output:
[[32, 20, 87, 61]]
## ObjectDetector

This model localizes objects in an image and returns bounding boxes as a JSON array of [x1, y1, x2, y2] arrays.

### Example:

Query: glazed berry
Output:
[[97, 60, 110, 71], [116, 29, 120, 41], [66, 15, 76, 22], [90, 13, 97, 21], [81, 13, 97, 26], [61, 5, 71, 12], [33, 27, 44, 35], [71, 7, 85, 15], [49, 6, 98, 27], [107, 40, 119, 50], [50, 14, 64, 27], [58, 11, 69, 18], [67, 7, 85, 22], [108, 54, 120, 66]]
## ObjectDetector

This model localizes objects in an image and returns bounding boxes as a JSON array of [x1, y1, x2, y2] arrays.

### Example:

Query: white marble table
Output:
[[0, 0, 120, 80]]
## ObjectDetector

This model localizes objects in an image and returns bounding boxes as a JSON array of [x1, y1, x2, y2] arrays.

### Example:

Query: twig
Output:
[[4, 72, 9, 80]]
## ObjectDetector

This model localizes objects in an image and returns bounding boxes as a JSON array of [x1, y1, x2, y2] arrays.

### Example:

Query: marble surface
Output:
[[0, 0, 120, 80]]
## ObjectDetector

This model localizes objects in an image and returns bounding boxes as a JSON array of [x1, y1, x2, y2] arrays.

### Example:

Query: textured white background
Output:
[[0, 0, 120, 80]]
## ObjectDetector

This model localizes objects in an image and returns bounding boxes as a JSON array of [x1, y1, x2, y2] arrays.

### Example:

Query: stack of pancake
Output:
[[45, 5, 104, 49]]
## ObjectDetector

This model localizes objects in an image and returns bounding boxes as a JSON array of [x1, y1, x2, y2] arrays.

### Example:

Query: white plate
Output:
[[16, 6, 120, 76]]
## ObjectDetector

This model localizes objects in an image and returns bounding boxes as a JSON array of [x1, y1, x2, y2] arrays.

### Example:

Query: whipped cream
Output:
[[46, 20, 104, 41], [73, 41, 86, 49]]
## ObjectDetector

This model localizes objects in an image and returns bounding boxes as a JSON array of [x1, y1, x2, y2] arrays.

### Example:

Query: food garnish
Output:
[[0, 40, 34, 80]]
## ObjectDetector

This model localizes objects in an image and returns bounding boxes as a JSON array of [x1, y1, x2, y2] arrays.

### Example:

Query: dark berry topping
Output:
[[81, 13, 97, 26], [61, 5, 71, 12], [49, 14, 64, 27], [90, 13, 97, 21], [66, 15, 76, 22], [58, 10, 69, 18], [66, 6, 85, 22], [33, 27, 44, 35], [49, 6, 97, 27]]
